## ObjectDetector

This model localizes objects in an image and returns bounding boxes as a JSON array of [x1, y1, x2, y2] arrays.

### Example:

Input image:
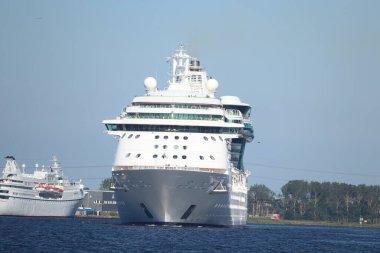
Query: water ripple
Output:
[[0, 217, 379, 252]]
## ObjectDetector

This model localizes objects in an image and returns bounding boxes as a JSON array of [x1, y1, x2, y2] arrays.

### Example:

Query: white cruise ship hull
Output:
[[113, 169, 247, 226], [0, 197, 83, 217]]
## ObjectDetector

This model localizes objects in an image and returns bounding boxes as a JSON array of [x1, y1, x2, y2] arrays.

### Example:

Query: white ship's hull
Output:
[[113, 169, 247, 226], [0, 196, 83, 217]]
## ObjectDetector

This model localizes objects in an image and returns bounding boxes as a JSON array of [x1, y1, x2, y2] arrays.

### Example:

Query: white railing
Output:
[[113, 165, 227, 174]]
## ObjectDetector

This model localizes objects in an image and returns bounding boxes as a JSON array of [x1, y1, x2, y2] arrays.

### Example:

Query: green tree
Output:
[[309, 181, 323, 220], [248, 184, 275, 216], [281, 180, 308, 219], [99, 177, 112, 190], [329, 182, 345, 222], [257, 180, 380, 223]]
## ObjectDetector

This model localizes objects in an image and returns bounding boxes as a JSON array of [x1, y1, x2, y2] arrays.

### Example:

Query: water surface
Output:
[[1, 217, 379, 252]]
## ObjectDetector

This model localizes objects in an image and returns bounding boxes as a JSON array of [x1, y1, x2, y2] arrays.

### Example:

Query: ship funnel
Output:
[[3, 155, 21, 177], [5, 155, 15, 160], [190, 59, 200, 67]]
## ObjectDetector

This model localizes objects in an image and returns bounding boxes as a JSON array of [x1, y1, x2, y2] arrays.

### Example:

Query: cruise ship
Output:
[[103, 46, 254, 226], [0, 156, 85, 217]]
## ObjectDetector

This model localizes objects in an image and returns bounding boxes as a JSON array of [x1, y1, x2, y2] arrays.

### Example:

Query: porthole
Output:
[[128, 134, 133, 139], [163, 145, 167, 149], [183, 136, 188, 140], [164, 136, 168, 139], [210, 155, 215, 160], [173, 155, 178, 159], [153, 154, 158, 158], [154, 145, 159, 149], [182, 155, 187, 159], [125, 153, 131, 158], [136, 154, 141, 158], [183, 146, 187, 150], [162, 154, 167, 159], [211, 136, 216, 141], [175, 136, 179, 140], [199, 155, 204, 160], [219, 136, 223, 141], [204, 136, 208, 141], [155, 135, 159, 139], [135, 134, 140, 139], [174, 145, 179, 149]]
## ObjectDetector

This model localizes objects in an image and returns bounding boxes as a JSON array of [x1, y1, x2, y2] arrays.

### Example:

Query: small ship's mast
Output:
[[50, 155, 62, 175], [167, 45, 218, 96], [170, 45, 191, 85]]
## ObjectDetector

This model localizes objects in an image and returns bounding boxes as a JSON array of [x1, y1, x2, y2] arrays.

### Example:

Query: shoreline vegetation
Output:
[[248, 181, 380, 226], [247, 217, 380, 228]]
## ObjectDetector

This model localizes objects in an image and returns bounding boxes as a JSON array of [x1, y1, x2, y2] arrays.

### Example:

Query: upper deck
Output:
[[103, 46, 253, 139]]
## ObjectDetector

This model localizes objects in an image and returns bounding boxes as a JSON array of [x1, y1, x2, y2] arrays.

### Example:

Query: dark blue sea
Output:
[[0, 217, 379, 252]]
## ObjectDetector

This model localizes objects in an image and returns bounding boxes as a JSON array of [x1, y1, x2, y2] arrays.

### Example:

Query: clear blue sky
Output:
[[1, 0, 379, 192]]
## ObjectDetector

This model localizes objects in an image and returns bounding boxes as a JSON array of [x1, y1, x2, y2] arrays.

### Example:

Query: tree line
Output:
[[248, 180, 380, 224]]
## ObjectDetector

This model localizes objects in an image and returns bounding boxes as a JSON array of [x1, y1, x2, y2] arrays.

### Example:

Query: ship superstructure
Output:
[[0, 156, 85, 217], [103, 46, 253, 226]]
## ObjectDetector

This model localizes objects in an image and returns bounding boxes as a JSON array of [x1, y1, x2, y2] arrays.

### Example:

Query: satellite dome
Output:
[[206, 79, 219, 93], [144, 77, 157, 92]]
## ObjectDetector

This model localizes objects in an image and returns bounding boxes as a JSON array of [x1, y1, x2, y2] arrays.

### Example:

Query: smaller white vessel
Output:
[[0, 155, 85, 217]]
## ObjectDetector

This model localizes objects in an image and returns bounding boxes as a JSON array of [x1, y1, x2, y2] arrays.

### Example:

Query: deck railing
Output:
[[112, 165, 227, 174]]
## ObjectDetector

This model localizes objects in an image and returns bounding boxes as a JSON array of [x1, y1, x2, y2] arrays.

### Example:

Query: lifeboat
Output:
[[34, 184, 64, 193]]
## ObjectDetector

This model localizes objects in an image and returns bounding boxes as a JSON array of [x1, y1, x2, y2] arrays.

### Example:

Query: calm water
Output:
[[0, 217, 379, 252]]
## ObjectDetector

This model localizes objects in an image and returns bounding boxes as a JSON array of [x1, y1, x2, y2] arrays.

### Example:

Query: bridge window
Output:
[[110, 124, 241, 135], [107, 124, 123, 131]]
